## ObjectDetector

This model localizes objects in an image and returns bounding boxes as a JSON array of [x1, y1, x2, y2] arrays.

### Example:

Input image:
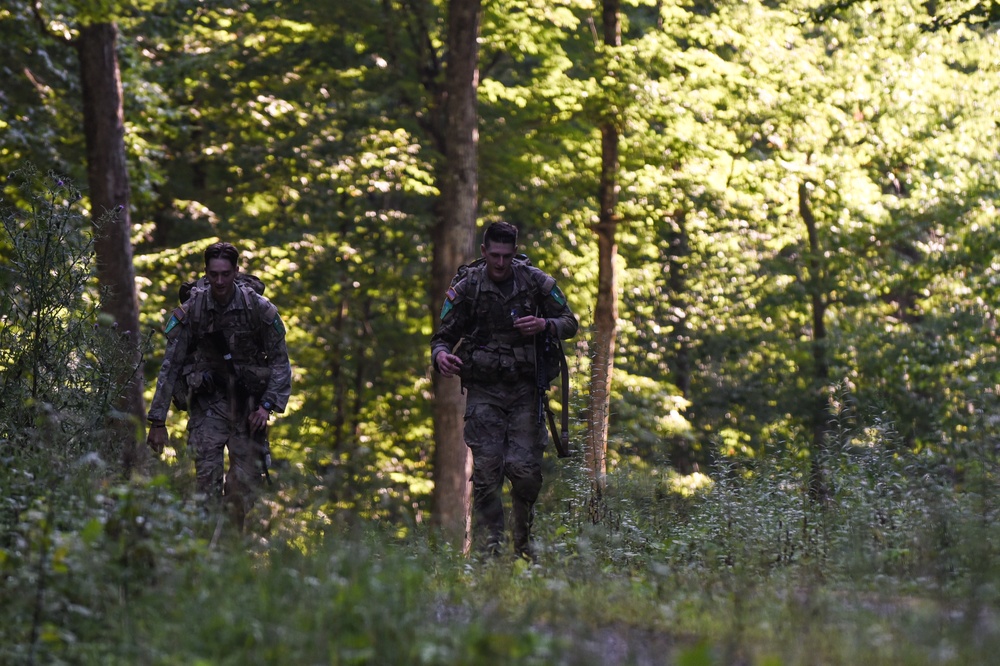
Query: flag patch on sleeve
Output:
[[440, 287, 458, 320]]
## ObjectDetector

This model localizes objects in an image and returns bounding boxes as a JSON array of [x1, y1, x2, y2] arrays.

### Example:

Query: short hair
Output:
[[204, 242, 240, 269], [483, 221, 518, 248]]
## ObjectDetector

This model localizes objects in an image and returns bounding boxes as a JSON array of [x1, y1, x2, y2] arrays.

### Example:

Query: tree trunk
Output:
[[799, 181, 830, 502], [666, 209, 690, 397], [429, 0, 480, 548], [586, 0, 621, 499], [77, 22, 144, 474], [666, 209, 695, 473]]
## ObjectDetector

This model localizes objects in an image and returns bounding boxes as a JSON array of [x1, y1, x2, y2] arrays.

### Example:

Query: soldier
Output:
[[431, 221, 578, 560], [146, 242, 292, 531]]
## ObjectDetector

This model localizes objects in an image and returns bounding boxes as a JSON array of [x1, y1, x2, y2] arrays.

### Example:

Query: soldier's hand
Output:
[[249, 405, 270, 433], [435, 351, 463, 378], [200, 371, 216, 393], [147, 424, 168, 455], [514, 315, 547, 337]]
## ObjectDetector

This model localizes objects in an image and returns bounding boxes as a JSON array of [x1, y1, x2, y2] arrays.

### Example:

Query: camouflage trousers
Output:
[[464, 384, 547, 558], [187, 409, 268, 531]]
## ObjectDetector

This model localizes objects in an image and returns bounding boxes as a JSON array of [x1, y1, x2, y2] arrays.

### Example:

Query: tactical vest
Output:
[[200, 287, 268, 358], [170, 284, 276, 409], [456, 263, 554, 384]]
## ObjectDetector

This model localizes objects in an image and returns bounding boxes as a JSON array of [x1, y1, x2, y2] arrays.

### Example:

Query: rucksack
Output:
[[448, 252, 531, 293], [178, 273, 265, 304]]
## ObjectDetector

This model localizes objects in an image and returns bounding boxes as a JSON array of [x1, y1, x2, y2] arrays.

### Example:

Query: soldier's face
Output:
[[482, 241, 516, 283], [206, 258, 237, 303]]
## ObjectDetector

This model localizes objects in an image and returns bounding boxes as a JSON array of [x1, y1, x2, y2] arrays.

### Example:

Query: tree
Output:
[[585, 0, 622, 496], [8, 0, 1000, 531], [429, 0, 481, 546], [815, 0, 1000, 30], [0, 1, 80, 178], [26, 3, 145, 472], [679, 0, 1000, 472], [76, 20, 145, 470]]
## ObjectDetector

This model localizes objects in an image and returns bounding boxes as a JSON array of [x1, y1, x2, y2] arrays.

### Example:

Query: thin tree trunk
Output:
[[666, 209, 695, 473], [586, 0, 621, 499], [667, 209, 690, 398], [429, 0, 480, 548], [330, 296, 347, 452], [77, 22, 144, 474], [799, 181, 830, 502]]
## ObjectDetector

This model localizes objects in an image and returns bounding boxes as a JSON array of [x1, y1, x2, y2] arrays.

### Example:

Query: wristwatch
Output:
[[261, 400, 273, 413]]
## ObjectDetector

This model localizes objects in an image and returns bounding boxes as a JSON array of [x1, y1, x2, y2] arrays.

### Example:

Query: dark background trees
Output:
[[2, 0, 999, 533]]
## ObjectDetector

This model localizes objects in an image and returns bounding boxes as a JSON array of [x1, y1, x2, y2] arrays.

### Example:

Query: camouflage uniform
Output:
[[148, 279, 292, 528], [431, 261, 578, 557]]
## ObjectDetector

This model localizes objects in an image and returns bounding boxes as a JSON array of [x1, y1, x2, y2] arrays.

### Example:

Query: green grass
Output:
[[3, 444, 1000, 665]]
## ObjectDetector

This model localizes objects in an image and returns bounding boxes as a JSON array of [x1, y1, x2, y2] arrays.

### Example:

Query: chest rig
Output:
[[457, 264, 545, 383], [187, 286, 267, 369], [167, 283, 276, 412]]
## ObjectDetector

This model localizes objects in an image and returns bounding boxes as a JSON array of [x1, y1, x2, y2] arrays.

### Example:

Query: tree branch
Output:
[[32, 0, 74, 46]]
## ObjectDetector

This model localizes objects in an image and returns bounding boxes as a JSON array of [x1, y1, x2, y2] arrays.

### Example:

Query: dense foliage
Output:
[[2, 0, 997, 493], [2, 1, 1000, 662]]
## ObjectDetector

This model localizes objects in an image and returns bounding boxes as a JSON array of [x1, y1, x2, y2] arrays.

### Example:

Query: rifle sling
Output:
[[545, 336, 571, 458], [205, 331, 243, 392], [559, 342, 569, 455]]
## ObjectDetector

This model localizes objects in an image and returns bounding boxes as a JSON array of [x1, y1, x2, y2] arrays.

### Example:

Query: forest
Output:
[[2, 0, 1000, 663]]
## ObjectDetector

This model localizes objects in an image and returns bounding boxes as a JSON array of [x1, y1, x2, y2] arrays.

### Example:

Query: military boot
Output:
[[511, 499, 536, 562]]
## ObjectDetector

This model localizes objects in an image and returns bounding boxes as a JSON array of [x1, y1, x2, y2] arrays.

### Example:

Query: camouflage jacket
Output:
[[430, 262, 578, 387], [147, 281, 292, 423]]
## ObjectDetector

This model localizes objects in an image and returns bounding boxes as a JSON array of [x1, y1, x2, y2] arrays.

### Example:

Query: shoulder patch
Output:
[[164, 306, 186, 335], [537, 273, 557, 295], [440, 287, 458, 320], [550, 285, 568, 306], [272, 315, 286, 336]]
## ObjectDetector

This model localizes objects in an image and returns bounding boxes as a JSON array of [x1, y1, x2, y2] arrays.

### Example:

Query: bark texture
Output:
[[586, 0, 622, 497], [77, 22, 145, 472], [429, 0, 481, 547]]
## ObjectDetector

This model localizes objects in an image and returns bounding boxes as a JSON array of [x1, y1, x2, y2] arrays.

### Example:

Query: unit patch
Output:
[[165, 304, 188, 333]]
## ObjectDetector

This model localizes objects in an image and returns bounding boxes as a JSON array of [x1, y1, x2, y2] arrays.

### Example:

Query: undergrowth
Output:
[[4, 446, 1000, 665], [4, 170, 1000, 665]]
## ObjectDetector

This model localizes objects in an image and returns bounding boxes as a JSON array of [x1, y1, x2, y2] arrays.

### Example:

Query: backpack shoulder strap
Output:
[[239, 273, 266, 297], [187, 288, 212, 337], [515, 264, 556, 308], [239, 285, 283, 348], [242, 285, 277, 325], [448, 259, 485, 304]]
